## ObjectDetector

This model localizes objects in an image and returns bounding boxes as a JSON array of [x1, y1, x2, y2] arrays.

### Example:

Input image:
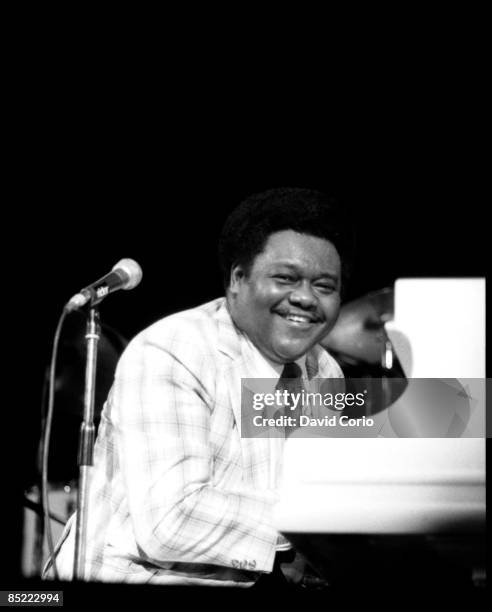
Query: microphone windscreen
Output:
[[112, 258, 143, 290]]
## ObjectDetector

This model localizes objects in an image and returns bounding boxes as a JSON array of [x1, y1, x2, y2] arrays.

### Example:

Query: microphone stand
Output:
[[73, 306, 100, 581]]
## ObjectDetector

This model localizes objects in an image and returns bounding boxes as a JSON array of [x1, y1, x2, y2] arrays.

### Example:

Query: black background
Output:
[[5, 32, 488, 586]]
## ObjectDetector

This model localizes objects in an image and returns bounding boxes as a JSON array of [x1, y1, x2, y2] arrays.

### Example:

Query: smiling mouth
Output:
[[275, 312, 320, 327]]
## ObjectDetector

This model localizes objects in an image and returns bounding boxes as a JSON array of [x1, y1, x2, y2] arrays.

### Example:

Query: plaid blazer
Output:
[[46, 298, 342, 586]]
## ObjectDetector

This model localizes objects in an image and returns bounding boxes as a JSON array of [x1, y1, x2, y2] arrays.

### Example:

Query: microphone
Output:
[[65, 258, 143, 311]]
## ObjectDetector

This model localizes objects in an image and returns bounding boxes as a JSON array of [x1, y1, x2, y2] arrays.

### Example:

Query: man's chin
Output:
[[272, 341, 313, 363]]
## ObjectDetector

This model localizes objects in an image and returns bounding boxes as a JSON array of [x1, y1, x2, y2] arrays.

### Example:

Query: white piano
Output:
[[274, 279, 486, 587]]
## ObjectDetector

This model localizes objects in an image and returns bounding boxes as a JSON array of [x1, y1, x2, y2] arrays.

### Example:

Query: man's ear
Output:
[[229, 265, 245, 295]]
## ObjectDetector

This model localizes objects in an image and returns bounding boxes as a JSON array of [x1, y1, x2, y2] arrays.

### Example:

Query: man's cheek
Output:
[[257, 281, 286, 300]]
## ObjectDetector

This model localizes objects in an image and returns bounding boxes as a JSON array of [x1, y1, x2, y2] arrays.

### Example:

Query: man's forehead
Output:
[[256, 230, 340, 268]]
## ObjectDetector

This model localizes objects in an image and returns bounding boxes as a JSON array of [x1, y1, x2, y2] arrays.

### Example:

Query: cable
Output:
[[41, 307, 69, 581]]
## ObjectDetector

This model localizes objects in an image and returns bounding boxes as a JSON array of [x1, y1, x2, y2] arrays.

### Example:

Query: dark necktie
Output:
[[275, 362, 304, 436]]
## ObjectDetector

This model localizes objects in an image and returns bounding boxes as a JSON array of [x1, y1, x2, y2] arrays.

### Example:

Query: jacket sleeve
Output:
[[111, 332, 278, 573]]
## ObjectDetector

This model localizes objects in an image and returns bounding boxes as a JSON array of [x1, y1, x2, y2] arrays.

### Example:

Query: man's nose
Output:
[[288, 282, 317, 309]]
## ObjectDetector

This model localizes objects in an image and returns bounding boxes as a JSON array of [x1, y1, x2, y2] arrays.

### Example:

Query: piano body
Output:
[[274, 279, 486, 587]]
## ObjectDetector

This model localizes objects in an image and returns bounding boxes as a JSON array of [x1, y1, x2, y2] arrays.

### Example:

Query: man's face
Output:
[[227, 230, 342, 364]]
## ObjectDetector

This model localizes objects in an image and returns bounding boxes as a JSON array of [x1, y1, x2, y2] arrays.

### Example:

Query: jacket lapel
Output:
[[214, 300, 263, 436]]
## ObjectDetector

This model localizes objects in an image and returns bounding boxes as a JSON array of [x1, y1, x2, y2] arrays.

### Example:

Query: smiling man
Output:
[[227, 230, 342, 363], [45, 188, 354, 588]]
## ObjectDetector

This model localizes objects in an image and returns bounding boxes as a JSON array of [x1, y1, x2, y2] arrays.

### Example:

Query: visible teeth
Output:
[[286, 315, 311, 323]]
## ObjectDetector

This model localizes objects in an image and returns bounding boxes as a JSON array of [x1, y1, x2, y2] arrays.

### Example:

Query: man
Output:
[[45, 187, 354, 586]]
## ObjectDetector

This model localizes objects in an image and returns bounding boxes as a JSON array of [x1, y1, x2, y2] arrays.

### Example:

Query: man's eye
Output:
[[274, 275, 295, 282], [315, 284, 335, 293]]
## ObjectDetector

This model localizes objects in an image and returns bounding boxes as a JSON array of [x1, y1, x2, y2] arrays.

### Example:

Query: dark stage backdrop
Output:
[[8, 126, 486, 581]]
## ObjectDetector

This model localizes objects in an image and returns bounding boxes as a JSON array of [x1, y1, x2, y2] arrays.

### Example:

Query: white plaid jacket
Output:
[[46, 298, 342, 586]]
